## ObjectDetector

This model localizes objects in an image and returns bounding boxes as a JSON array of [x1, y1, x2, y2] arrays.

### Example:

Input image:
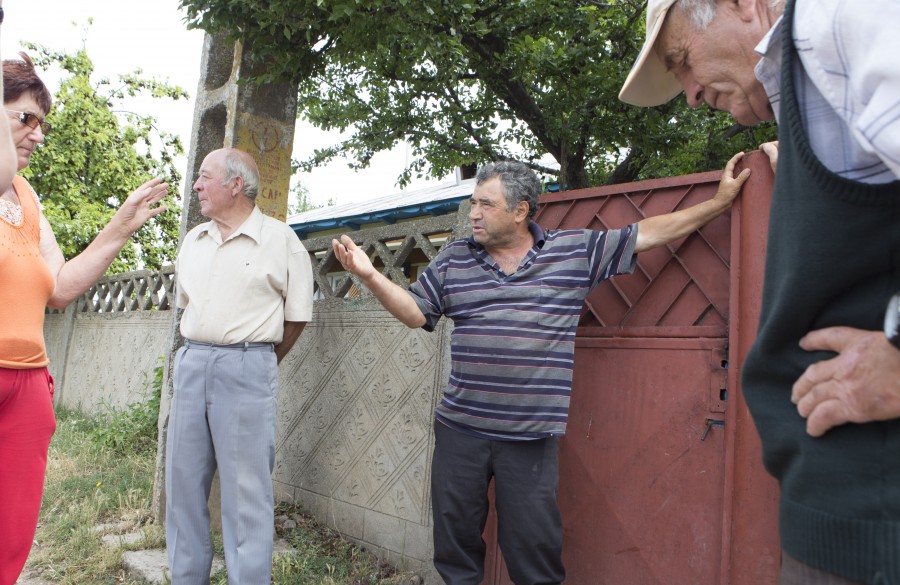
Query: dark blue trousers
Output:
[[431, 421, 565, 585]]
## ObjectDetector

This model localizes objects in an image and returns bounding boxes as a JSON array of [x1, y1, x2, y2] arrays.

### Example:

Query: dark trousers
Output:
[[431, 421, 565, 585], [780, 553, 866, 585]]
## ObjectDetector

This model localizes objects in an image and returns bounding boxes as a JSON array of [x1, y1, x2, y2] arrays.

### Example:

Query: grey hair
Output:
[[474, 161, 541, 219], [220, 149, 260, 199], [673, 0, 716, 29], [675, 0, 785, 30]]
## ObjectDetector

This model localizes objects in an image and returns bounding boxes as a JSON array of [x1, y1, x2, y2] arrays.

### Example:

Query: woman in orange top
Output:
[[0, 50, 169, 585]]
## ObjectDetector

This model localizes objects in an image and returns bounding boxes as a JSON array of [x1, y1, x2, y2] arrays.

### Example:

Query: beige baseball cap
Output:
[[618, 0, 683, 107]]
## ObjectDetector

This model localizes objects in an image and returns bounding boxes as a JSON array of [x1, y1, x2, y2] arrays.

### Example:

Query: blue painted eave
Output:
[[291, 196, 468, 239]]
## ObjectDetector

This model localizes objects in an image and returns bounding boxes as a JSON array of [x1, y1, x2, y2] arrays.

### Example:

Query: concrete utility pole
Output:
[[152, 31, 298, 523]]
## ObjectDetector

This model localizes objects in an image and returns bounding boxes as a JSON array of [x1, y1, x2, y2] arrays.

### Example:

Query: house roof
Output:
[[287, 178, 474, 239]]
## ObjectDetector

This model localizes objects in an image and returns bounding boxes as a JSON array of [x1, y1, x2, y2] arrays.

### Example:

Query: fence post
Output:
[[721, 150, 781, 584]]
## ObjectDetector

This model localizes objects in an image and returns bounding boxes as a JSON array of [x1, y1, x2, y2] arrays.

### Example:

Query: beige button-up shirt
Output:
[[176, 206, 313, 344]]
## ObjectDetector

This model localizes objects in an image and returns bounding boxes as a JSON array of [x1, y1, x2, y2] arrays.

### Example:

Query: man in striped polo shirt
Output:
[[332, 158, 749, 585]]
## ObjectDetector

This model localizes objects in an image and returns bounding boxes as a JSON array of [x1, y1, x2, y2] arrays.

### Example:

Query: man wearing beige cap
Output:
[[620, 1, 900, 584]]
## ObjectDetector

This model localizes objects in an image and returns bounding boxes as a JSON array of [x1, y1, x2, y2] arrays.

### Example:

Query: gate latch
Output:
[[701, 418, 725, 441]]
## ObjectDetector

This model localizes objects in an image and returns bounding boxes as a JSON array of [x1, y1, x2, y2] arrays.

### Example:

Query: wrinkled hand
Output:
[[760, 141, 778, 174], [713, 151, 752, 208], [792, 326, 900, 437], [113, 178, 168, 236], [332, 234, 376, 280]]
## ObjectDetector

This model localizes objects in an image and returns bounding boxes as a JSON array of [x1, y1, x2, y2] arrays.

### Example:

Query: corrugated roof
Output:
[[288, 178, 474, 238]]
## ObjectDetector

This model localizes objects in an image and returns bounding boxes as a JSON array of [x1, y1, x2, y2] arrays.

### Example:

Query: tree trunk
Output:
[[605, 146, 645, 186], [558, 142, 590, 191]]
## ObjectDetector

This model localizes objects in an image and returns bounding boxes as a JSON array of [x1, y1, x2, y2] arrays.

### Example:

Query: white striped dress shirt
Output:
[[755, 0, 900, 185]]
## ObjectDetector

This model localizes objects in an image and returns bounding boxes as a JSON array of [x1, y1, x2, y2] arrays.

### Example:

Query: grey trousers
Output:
[[165, 340, 278, 585]]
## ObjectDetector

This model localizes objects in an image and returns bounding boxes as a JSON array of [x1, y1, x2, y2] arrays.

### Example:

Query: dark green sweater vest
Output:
[[740, 0, 900, 582]]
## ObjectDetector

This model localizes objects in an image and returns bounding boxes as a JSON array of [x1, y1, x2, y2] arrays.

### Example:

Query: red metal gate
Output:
[[481, 152, 780, 585]]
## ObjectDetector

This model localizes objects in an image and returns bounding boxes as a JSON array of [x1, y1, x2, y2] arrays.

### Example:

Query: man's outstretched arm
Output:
[[331, 234, 427, 328], [635, 151, 750, 253]]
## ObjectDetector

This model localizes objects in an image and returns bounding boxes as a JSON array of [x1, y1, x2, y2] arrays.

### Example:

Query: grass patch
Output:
[[26, 397, 421, 584], [210, 502, 415, 585], [27, 407, 157, 585], [90, 363, 163, 456]]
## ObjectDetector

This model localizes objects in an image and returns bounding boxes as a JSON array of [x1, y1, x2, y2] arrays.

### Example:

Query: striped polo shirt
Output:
[[408, 221, 638, 440]]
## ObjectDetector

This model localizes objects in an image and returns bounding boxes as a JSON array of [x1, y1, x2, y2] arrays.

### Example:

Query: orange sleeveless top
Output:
[[0, 176, 55, 368]]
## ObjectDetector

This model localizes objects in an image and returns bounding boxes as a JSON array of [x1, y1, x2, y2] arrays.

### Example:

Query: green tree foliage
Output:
[[179, 0, 775, 190], [22, 40, 188, 272], [288, 176, 336, 215], [288, 179, 318, 215]]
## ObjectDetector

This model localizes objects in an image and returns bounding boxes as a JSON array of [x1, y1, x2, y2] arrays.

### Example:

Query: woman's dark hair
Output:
[[3, 52, 51, 113]]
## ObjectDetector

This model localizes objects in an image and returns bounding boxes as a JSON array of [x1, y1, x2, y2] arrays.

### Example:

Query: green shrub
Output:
[[90, 360, 163, 456]]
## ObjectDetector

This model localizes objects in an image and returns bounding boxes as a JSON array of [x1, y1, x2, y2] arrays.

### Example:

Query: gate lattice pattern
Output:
[[536, 171, 730, 336]]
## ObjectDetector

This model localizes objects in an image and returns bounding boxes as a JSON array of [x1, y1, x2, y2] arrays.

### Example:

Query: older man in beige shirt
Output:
[[166, 148, 313, 585]]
